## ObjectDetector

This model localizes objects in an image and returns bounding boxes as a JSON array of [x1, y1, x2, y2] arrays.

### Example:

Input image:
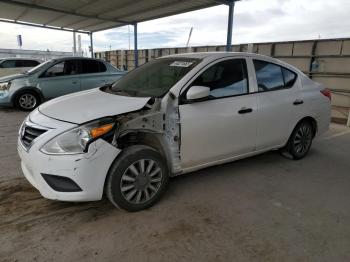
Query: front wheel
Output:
[[285, 121, 314, 160], [106, 145, 169, 212], [15, 92, 40, 111]]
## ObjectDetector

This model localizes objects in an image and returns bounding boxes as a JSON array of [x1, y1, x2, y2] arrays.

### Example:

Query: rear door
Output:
[[38, 59, 81, 99], [79, 59, 110, 90], [253, 59, 302, 150]]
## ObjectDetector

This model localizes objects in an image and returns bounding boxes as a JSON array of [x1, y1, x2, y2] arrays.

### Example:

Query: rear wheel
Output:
[[106, 145, 169, 212], [285, 121, 314, 160], [15, 91, 40, 111]]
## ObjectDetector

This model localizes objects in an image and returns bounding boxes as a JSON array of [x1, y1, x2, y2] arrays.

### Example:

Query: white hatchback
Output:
[[18, 52, 331, 211]]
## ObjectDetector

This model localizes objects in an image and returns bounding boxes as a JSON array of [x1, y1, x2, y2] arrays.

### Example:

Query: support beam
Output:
[[90, 33, 94, 58], [134, 23, 138, 68], [73, 31, 77, 56], [226, 1, 235, 52]]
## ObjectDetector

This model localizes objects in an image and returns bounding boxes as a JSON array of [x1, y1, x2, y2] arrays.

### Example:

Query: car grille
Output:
[[20, 124, 47, 149]]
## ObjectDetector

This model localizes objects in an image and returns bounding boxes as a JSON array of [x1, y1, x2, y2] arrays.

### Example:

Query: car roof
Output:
[[161, 52, 273, 60], [0, 57, 43, 61], [161, 52, 302, 74], [54, 57, 105, 62]]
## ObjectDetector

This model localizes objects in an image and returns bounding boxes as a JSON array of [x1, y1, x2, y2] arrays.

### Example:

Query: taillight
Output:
[[320, 88, 331, 101]]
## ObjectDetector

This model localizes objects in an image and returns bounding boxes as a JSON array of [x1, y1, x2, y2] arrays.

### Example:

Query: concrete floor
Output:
[[1, 109, 350, 262]]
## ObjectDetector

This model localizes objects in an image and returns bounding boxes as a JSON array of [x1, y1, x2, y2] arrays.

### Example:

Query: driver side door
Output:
[[179, 58, 257, 170], [38, 59, 81, 99]]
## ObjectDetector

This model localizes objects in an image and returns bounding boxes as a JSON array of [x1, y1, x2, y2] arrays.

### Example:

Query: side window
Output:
[[15, 60, 25, 67], [1, 60, 16, 68], [98, 61, 107, 72], [81, 60, 106, 74], [254, 60, 298, 92], [43, 60, 78, 77], [282, 68, 297, 88], [254, 60, 284, 92], [21, 60, 40, 67], [190, 59, 249, 99]]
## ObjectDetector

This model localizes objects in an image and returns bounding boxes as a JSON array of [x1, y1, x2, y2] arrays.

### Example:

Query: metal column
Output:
[[73, 31, 76, 56], [90, 33, 94, 58], [134, 23, 138, 67], [226, 1, 235, 52]]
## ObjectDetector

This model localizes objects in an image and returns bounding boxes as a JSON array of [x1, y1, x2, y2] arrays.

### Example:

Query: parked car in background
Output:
[[17, 52, 331, 212], [0, 57, 42, 77], [0, 57, 126, 110]]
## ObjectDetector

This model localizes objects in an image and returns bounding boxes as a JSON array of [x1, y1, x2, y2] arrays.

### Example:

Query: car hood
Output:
[[0, 73, 27, 82], [38, 88, 151, 124]]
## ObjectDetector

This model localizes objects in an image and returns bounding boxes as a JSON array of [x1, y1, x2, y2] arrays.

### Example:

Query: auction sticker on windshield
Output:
[[169, 61, 194, 67]]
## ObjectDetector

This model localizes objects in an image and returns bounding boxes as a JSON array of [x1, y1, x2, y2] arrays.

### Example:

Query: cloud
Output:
[[0, 0, 349, 53]]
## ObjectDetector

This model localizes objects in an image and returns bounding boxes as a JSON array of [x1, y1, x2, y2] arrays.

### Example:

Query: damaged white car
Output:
[[18, 53, 331, 211]]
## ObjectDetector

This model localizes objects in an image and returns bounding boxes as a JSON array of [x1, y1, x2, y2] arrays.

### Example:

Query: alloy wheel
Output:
[[293, 125, 312, 155], [19, 93, 37, 110], [120, 159, 163, 204]]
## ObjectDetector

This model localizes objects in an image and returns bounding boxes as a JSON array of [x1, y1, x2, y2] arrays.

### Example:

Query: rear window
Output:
[[254, 60, 297, 92], [0, 60, 16, 68], [16, 60, 40, 67], [282, 68, 297, 88], [80, 60, 106, 74]]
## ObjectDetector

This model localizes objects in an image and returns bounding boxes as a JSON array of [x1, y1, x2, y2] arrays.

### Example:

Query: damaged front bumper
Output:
[[17, 111, 121, 202]]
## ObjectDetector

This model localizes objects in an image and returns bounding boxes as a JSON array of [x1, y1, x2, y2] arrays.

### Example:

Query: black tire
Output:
[[106, 145, 169, 212], [285, 121, 314, 160], [15, 91, 40, 111]]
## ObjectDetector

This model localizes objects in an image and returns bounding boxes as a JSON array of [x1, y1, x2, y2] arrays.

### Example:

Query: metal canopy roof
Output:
[[0, 0, 228, 34]]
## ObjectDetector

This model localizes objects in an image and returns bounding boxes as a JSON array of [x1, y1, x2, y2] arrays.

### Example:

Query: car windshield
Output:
[[107, 57, 201, 97], [25, 60, 53, 74]]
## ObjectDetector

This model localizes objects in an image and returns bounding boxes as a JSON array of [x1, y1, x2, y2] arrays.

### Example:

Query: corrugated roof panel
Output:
[[19, 9, 60, 25], [0, 0, 223, 32], [115, 0, 217, 23], [0, 3, 26, 20], [47, 15, 86, 28], [83, 21, 124, 32]]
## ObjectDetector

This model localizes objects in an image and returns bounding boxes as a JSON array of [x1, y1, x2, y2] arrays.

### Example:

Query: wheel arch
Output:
[[115, 131, 173, 171], [296, 116, 318, 138], [11, 87, 44, 105], [102, 130, 173, 197], [288, 116, 318, 142]]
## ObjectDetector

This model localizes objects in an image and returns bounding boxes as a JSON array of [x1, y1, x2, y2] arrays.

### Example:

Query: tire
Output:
[[285, 121, 314, 160], [15, 91, 40, 111], [106, 145, 169, 212]]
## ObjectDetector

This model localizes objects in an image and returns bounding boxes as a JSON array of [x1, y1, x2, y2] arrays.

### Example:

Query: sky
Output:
[[0, 0, 349, 54]]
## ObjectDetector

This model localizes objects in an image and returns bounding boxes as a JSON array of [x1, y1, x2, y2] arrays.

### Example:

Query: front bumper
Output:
[[17, 111, 121, 202], [0, 91, 12, 106]]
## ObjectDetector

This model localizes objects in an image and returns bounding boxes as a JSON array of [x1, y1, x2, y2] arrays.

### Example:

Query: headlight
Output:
[[0, 82, 11, 91], [40, 118, 115, 155]]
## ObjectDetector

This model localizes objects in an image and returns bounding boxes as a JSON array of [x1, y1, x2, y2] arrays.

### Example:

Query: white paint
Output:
[[18, 53, 331, 203]]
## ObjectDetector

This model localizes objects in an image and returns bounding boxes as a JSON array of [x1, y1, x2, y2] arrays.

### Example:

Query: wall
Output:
[[0, 48, 74, 61], [95, 38, 350, 125]]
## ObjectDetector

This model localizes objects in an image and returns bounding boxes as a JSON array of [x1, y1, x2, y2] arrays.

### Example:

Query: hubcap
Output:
[[120, 159, 163, 204], [19, 94, 37, 110], [293, 125, 312, 155]]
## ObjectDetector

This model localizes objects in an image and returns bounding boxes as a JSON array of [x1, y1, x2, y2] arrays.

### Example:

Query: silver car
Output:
[[0, 58, 42, 77], [0, 57, 126, 111]]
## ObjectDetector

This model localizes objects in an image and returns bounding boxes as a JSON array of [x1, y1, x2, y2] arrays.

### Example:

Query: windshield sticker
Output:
[[169, 61, 194, 68]]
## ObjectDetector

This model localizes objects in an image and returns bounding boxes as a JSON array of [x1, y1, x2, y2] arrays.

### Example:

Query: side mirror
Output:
[[186, 85, 210, 101]]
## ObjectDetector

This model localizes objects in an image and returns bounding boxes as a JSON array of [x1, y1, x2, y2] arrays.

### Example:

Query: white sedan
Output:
[[18, 52, 331, 211]]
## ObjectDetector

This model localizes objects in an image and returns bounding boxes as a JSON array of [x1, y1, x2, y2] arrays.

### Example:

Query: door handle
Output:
[[72, 80, 78, 84], [238, 107, 253, 114], [293, 99, 304, 105]]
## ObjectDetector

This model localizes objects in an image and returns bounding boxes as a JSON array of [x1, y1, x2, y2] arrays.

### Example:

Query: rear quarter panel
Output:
[[300, 75, 331, 135]]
